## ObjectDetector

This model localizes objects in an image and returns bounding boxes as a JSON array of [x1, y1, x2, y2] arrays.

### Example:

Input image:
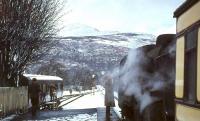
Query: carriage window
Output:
[[184, 30, 197, 103], [197, 28, 200, 102], [175, 36, 185, 98], [185, 29, 197, 50]]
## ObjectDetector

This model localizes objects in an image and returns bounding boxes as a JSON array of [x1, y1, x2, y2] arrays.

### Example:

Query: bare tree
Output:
[[0, 0, 63, 86], [71, 68, 96, 90], [37, 60, 69, 83]]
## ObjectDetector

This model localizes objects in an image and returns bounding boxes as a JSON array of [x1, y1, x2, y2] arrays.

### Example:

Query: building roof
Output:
[[23, 74, 63, 82], [174, 0, 199, 18]]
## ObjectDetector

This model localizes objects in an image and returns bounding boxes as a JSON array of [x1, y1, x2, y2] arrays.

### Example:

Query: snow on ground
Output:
[[62, 85, 122, 118], [43, 113, 97, 121], [113, 98, 121, 118], [62, 91, 105, 110], [62, 90, 92, 96], [95, 39, 130, 48], [2, 85, 121, 121], [1, 114, 16, 121], [59, 96, 83, 107]]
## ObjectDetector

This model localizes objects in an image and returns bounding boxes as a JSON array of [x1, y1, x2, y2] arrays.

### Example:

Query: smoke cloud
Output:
[[111, 47, 169, 112]]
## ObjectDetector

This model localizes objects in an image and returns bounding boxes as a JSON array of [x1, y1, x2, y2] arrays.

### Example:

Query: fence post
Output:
[[0, 104, 2, 120]]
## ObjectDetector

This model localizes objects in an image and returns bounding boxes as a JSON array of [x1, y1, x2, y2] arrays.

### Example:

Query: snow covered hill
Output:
[[27, 24, 156, 78], [27, 32, 155, 74]]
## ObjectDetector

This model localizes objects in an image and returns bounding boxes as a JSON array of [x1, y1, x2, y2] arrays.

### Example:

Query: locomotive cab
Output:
[[154, 34, 176, 121], [142, 34, 176, 121]]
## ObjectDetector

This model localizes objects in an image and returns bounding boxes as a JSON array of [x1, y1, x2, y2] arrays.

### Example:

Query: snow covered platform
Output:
[[97, 108, 121, 121], [11, 108, 96, 121], [10, 108, 120, 121], [7, 86, 121, 121]]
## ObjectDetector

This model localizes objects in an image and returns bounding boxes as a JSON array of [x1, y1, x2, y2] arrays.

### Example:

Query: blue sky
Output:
[[61, 0, 185, 36]]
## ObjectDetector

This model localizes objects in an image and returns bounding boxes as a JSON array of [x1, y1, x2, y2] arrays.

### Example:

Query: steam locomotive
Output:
[[118, 0, 200, 121], [118, 34, 175, 121]]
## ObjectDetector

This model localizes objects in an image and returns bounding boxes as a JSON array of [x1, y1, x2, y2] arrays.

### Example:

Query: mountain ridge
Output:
[[27, 32, 156, 78]]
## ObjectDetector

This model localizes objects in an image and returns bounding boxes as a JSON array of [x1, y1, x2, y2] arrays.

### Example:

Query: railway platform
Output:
[[10, 108, 121, 121], [11, 108, 96, 121]]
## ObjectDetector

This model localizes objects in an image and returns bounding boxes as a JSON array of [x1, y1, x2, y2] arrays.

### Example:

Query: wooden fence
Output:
[[0, 86, 28, 117]]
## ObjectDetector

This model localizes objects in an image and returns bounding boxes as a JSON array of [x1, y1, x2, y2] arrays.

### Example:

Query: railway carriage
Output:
[[174, 0, 200, 121]]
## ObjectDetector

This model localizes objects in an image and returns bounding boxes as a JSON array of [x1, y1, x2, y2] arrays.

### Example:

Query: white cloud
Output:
[[60, 0, 185, 36]]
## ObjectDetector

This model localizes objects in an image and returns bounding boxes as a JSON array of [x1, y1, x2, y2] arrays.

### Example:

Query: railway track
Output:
[[59, 90, 100, 107], [58, 94, 83, 108]]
